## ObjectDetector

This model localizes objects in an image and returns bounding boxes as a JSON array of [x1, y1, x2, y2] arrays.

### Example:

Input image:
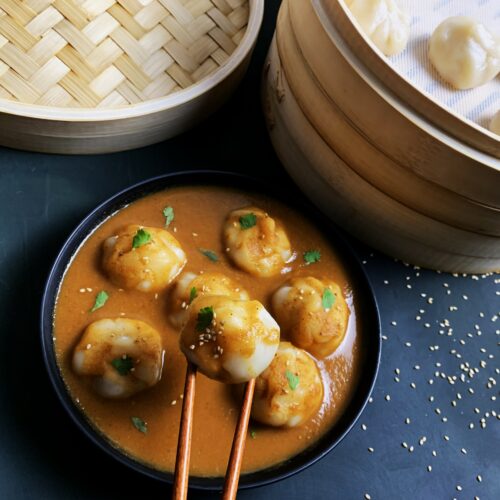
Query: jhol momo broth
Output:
[[53, 185, 365, 477]]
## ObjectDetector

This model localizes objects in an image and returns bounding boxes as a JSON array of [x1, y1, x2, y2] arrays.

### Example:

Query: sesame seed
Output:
[[476, 475, 482, 483], [427, 465, 432, 472], [368, 447, 374, 453], [361, 424, 367, 431], [385, 395, 391, 401]]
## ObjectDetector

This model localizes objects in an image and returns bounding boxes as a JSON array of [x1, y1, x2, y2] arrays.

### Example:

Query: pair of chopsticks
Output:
[[172, 362, 256, 500]]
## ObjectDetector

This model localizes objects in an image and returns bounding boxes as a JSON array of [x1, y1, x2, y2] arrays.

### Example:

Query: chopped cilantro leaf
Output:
[[111, 355, 134, 376], [285, 370, 299, 391], [132, 228, 151, 248], [131, 416, 148, 434], [189, 287, 198, 304], [322, 288, 336, 310], [90, 290, 109, 312], [196, 306, 214, 332], [250, 429, 257, 439], [199, 248, 218, 262], [303, 249, 321, 265], [239, 213, 257, 230], [163, 206, 174, 227]]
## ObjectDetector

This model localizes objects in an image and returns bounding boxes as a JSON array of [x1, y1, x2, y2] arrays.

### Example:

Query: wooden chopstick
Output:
[[172, 362, 197, 500], [222, 378, 256, 500]]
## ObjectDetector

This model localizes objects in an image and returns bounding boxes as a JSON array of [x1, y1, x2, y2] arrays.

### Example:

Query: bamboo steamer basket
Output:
[[285, 0, 500, 208], [263, 35, 500, 273], [320, 0, 500, 157], [0, 0, 264, 154], [275, 1, 500, 237]]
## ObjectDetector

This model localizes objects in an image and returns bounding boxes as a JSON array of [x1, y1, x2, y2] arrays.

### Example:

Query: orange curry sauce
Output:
[[54, 186, 364, 477]]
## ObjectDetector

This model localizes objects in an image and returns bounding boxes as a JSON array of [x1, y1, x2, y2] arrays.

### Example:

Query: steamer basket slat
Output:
[[275, 1, 500, 237], [0, 0, 264, 154], [286, 0, 500, 208], [318, 0, 500, 157]]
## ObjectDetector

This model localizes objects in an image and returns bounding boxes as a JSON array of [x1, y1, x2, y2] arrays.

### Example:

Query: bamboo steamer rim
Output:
[[0, 0, 264, 123], [304, 0, 499, 171], [264, 34, 500, 260], [318, 0, 500, 156], [263, 39, 500, 273], [286, 0, 500, 208], [274, 3, 500, 237]]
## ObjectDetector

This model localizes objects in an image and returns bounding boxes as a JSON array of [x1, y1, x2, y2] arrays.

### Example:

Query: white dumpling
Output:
[[345, 0, 410, 56], [223, 207, 292, 277], [168, 271, 249, 328], [252, 342, 324, 428], [429, 16, 500, 90], [490, 110, 500, 135], [179, 295, 280, 383], [73, 318, 164, 398], [102, 224, 187, 292]]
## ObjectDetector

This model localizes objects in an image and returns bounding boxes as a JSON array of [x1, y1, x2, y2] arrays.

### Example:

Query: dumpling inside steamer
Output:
[[429, 16, 500, 90], [223, 207, 292, 277], [179, 295, 280, 383], [168, 271, 249, 328], [252, 342, 324, 428], [345, 0, 410, 56], [102, 224, 187, 292], [272, 277, 350, 359]]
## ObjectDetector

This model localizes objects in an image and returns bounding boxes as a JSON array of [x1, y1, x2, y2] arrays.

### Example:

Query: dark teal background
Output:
[[0, 2, 498, 498]]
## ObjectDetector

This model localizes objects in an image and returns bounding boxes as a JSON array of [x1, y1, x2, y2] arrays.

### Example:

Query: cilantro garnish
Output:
[[189, 287, 198, 303], [111, 355, 134, 376], [163, 206, 174, 227], [250, 429, 257, 439], [239, 213, 257, 230], [90, 290, 109, 312], [196, 306, 214, 332], [132, 228, 151, 248], [199, 248, 218, 262], [285, 370, 299, 391], [131, 416, 148, 434], [303, 249, 321, 265], [322, 288, 336, 310]]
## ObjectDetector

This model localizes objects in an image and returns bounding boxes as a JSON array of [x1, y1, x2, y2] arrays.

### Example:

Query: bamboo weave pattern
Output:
[[0, 0, 249, 108]]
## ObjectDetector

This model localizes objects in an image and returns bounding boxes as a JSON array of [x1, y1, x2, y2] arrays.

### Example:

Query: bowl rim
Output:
[[0, 0, 265, 123], [40, 170, 381, 490]]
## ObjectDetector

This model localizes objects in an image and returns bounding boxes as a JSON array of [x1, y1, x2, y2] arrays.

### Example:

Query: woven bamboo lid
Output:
[[0, 0, 249, 109]]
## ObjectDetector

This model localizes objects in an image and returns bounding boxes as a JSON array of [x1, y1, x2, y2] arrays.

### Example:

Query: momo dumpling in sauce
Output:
[[272, 277, 350, 359], [429, 16, 500, 90], [223, 207, 292, 277], [72, 318, 164, 399], [102, 225, 187, 292], [252, 342, 324, 428], [179, 295, 280, 383], [345, 0, 410, 56], [168, 271, 249, 328]]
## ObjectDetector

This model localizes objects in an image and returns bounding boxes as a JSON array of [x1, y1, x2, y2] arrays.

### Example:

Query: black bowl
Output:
[[41, 171, 381, 490]]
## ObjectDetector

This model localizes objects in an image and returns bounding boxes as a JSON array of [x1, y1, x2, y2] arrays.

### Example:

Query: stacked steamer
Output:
[[263, 0, 500, 273], [0, 0, 263, 154]]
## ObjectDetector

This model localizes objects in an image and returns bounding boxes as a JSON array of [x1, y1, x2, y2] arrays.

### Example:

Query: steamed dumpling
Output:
[[73, 318, 164, 399], [223, 207, 292, 277], [429, 16, 500, 90], [252, 342, 324, 428], [345, 0, 410, 56], [168, 271, 249, 328], [490, 110, 500, 135], [102, 225, 187, 292], [179, 295, 280, 383], [272, 277, 350, 359]]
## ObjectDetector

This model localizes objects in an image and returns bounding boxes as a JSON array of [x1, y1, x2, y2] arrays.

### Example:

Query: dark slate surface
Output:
[[0, 2, 498, 499]]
